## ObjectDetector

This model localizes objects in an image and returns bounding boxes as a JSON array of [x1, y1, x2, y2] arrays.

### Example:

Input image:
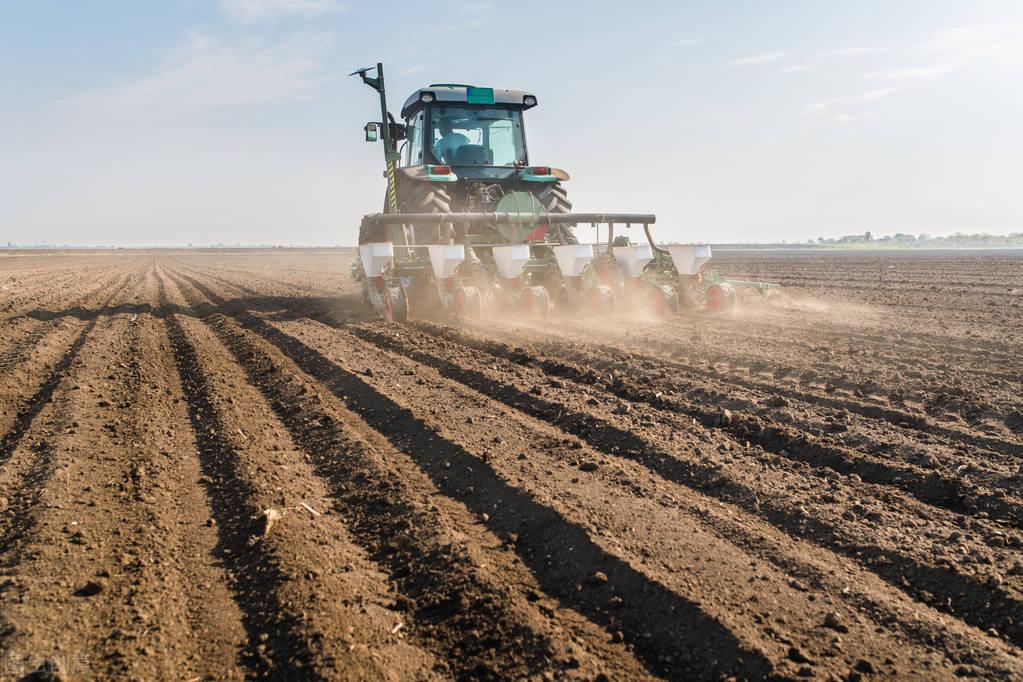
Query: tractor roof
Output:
[[400, 84, 537, 119]]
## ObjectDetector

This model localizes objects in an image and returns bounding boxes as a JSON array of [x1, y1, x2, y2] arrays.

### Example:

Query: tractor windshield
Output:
[[429, 105, 525, 167]]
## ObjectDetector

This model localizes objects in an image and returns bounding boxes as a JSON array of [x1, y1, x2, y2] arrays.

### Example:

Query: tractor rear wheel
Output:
[[358, 220, 384, 245], [535, 182, 576, 244], [401, 181, 452, 244]]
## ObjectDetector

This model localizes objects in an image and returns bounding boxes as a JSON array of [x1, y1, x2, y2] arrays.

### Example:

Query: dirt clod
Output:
[[74, 580, 106, 597], [824, 611, 849, 633], [259, 508, 284, 537]]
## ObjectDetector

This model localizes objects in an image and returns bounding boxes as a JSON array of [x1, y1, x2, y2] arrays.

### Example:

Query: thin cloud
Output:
[[925, 24, 1001, 51], [63, 29, 335, 119], [859, 88, 900, 100], [923, 22, 1023, 65], [675, 38, 703, 47], [220, 0, 345, 22], [781, 65, 808, 73], [867, 64, 959, 80], [731, 51, 787, 66], [834, 113, 855, 123], [868, 23, 1023, 84], [808, 87, 900, 111], [823, 47, 887, 57], [432, 2, 494, 32]]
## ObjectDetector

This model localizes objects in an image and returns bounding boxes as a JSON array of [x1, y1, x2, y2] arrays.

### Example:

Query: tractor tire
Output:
[[400, 181, 452, 245], [649, 284, 679, 316], [587, 285, 616, 317], [535, 182, 577, 244], [677, 275, 706, 309], [358, 219, 384, 246], [706, 283, 737, 312], [454, 286, 482, 319], [521, 286, 551, 319], [536, 182, 572, 214], [382, 287, 408, 323]]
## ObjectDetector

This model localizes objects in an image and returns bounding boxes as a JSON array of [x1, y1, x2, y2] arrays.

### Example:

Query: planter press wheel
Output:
[[648, 284, 679, 316], [382, 287, 408, 323], [454, 286, 483, 319], [706, 283, 737, 312], [587, 285, 616, 317], [520, 286, 551, 319]]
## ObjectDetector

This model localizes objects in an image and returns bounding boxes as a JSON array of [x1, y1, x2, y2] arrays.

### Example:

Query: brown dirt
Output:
[[0, 248, 1021, 681]]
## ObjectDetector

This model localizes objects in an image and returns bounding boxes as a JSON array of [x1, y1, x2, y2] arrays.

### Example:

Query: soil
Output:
[[0, 247, 1020, 680]]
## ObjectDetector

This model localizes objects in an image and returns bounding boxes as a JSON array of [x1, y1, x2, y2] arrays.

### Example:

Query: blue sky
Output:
[[2, 0, 1022, 246]]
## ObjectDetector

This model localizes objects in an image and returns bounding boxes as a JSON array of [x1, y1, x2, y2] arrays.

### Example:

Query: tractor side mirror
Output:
[[364, 122, 379, 142]]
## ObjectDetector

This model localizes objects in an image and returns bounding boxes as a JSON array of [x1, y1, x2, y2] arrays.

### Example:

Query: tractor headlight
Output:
[[420, 92, 435, 103], [523, 96, 536, 106]]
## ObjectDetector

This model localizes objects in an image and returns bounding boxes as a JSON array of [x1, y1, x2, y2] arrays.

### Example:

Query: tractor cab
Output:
[[399, 85, 538, 182]]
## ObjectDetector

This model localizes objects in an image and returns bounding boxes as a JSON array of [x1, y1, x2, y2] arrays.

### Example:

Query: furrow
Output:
[[167, 269, 1023, 678], [163, 262, 660, 680], [264, 316, 1023, 680], [164, 307, 440, 678], [419, 321, 1023, 523], [342, 322, 1023, 651], [165, 267, 782, 680], [0, 261, 250, 679], [556, 321, 1020, 454]]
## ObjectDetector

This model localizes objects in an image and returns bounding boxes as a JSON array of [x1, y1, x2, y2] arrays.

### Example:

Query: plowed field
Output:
[[0, 248, 1020, 680]]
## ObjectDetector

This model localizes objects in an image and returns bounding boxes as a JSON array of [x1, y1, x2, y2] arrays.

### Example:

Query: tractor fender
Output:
[[519, 167, 571, 182], [397, 165, 459, 183]]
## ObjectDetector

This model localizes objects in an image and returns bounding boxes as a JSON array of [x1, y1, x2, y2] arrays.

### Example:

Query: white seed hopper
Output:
[[667, 245, 713, 276], [553, 244, 595, 277], [427, 244, 466, 280], [359, 242, 394, 278], [491, 244, 532, 279], [613, 243, 655, 277]]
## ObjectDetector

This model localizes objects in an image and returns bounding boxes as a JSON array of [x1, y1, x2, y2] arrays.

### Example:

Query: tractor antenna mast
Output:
[[351, 62, 399, 214]]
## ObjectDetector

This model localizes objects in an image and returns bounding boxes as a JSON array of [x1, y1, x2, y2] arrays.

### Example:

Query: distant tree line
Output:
[[809, 231, 1023, 248]]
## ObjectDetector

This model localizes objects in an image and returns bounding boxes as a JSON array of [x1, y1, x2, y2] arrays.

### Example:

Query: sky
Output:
[[1, 0, 1022, 246]]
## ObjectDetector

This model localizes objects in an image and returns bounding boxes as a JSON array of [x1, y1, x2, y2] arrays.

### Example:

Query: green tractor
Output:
[[350, 63, 776, 321], [355, 72, 575, 246]]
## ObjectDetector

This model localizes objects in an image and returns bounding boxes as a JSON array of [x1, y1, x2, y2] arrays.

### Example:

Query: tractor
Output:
[[350, 63, 776, 321]]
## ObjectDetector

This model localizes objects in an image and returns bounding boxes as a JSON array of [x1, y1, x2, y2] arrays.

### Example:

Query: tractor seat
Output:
[[450, 144, 492, 166]]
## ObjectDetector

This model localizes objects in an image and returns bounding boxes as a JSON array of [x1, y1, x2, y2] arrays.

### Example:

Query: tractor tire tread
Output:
[[537, 183, 573, 213]]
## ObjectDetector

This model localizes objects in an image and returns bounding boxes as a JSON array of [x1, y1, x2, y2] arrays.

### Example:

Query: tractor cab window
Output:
[[430, 106, 525, 167], [403, 110, 425, 166]]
